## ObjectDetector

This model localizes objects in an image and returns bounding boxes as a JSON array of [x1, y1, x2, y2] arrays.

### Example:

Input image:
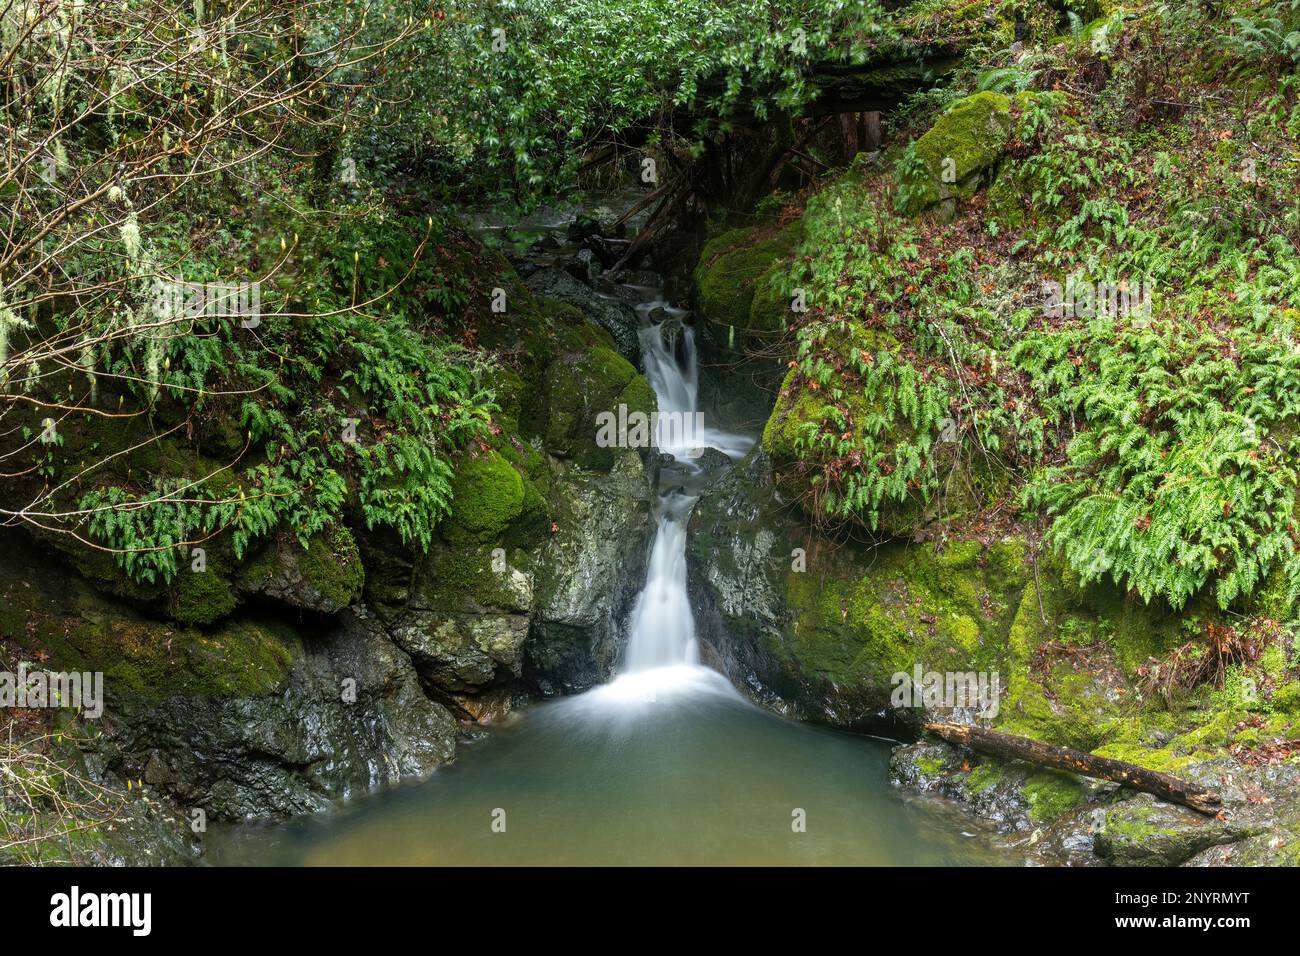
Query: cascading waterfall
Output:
[[620, 303, 752, 677], [219, 215, 1017, 867]]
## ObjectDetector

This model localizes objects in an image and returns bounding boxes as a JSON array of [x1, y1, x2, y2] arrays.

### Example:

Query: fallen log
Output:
[[923, 721, 1222, 816]]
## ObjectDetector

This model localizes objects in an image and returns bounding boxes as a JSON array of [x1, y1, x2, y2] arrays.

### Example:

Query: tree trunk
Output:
[[923, 721, 1222, 816]]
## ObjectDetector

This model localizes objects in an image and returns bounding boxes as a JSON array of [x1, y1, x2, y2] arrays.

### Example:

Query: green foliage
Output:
[[381, 0, 901, 201], [1016, 315, 1300, 610], [1220, 2, 1300, 65]]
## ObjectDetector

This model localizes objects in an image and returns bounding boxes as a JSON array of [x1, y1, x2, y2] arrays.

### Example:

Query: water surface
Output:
[[216, 668, 1011, 866]]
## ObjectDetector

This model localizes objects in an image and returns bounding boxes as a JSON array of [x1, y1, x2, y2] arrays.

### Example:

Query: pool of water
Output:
[[215, 667, 1013, 866]]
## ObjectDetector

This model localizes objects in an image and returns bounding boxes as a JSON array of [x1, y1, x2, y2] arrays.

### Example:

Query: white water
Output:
[[617, 308, 752, 690]]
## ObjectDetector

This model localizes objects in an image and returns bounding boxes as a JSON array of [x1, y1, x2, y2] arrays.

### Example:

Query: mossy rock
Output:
[[692, 221, 804, 336], [166, 565, 239, 626], [774, 537, 1029, 719], [1022, 770, 1086, 823], [1095, 794, 1243, 866], [541, 344, 657, 471], [237, 526, 365, 615], [441, 450, 526, 546], [0, 574, 293, 704], [899, 90, 1012, 215]]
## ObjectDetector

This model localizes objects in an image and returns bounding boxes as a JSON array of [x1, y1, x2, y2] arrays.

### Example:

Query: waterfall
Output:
[[621, 309, 751, 674]]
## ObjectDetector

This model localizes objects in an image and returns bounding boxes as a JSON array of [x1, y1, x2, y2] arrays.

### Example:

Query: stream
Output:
[[213, 202, 1016, 866]]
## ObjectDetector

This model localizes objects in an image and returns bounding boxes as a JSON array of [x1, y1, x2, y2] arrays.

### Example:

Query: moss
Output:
[[965, 762, 1003, 793], [489, 366, 527, 435], [900, 90, 1012, 215], [1023, 770, 1086, 823], [776, 537, 1027, 705], [914, 754, 947, 776], [748, 260, 795, 335], [1, 578, 293, 703], [542, 343, 657, 470], [692, 221, 804, 333], [419, 544, 530, 613], [441, 450, 525, 546], [294, 527, 365, 609], [166, 566, 238, 626]]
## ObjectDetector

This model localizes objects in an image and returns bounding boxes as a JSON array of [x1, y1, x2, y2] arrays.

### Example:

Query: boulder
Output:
[[525, 267, 642, 361]]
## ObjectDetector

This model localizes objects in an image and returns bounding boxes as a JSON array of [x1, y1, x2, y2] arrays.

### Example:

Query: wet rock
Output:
[[525, 267, 641, 361], [561, 248, 600, 284], [103, 612, 458, 821], [389, 544, 533, 695], [237, 527, 365, 615], [689, 446, 1028, 729], [1095, 793, 1247, 867], [527, 451, 654, 694]]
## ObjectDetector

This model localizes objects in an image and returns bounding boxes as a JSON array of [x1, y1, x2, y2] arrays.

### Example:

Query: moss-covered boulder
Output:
[[528, 450, 654, 693], [898, 90, 1012, 216], [441, 449, 526, 546], [237, 526, 365, 615], [688, 446, 1027, 727], [541, 344, 657, 471], [390, 542, 534, 701], [1095, 794, 1246, 866], [692, 221, 804, 337]]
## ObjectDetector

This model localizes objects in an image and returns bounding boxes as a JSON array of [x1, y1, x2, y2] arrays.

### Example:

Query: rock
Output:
[[237, 526, 365, 615], [441, 449, 526, 546], [526, 267, 641, 361], [0, 542, 458, 823], [890, 740, 1097, 835], [561, 248, 600, 284], [897, 90, 1012, 216], [107, 612, 458, 821], [692, 222, 803, 343], [1095, 793, 1246, 866], [540, 340, 658, 471], [527, 451, 654, 693], [689, 447, 1027, 728]]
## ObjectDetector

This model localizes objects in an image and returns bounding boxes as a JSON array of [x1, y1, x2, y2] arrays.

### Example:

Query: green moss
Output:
[[489, 366, 527, 434], [776, 538, 1027, 703], [542, 342, 657, 470], [914, 754, 947, 776], [1023, 770, 1086, 823], [441, 450, 525, 546], [296, 527, 365, 609], [900, 91, 1012, 215], [1, 579, 293, 703], [419, 544, 530, 613], [166, 566, 238, 626], [965, 762, 1003, 793], [692, 221, 803, 333]]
